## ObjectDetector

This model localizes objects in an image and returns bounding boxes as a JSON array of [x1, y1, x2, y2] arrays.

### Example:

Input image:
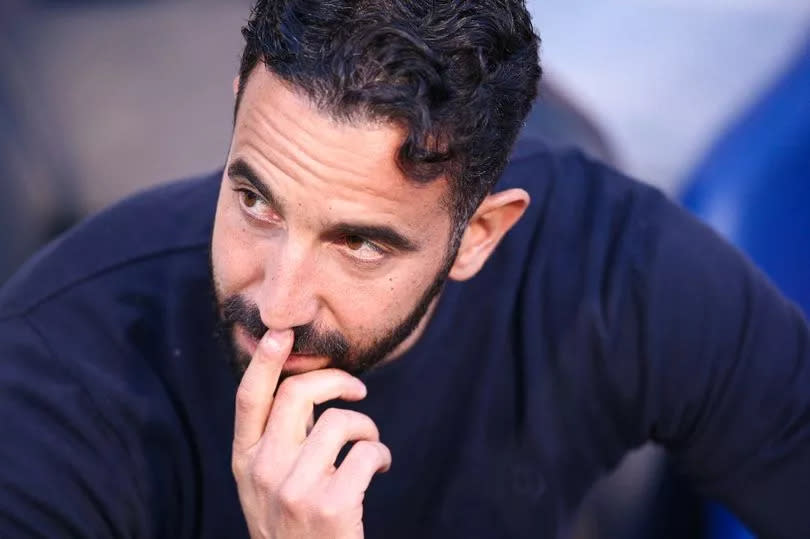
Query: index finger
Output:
[[233, 329, 293, 453]]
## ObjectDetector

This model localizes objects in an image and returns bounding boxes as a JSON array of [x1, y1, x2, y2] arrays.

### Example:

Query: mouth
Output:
[[283, 353, 331, 373], [234, 325, 330, 373]]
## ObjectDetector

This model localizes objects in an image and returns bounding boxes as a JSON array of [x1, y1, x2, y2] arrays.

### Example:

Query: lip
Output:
[[234, 326, 330, 372], [283, 353, 330, 373]]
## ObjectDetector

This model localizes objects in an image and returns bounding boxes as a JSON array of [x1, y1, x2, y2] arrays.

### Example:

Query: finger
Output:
[[265, 369, 367, 446], [306, 411, 315, 436], [233, 329, 293, 453], [285, 409, 379, 489], [328, 440, 392, 496]]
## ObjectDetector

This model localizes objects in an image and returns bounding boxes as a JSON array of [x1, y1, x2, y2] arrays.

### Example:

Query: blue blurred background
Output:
[[1, 1, 808, 538]]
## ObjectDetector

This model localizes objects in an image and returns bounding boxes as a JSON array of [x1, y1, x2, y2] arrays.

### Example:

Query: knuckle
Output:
[[313, 409, 380, 442], [347, 412, 380, 439], [352, 440, 377, 457], [313, 497, 342, 521], [275, 377, 304, 403], [355, 440, 390, 463], [360, 415, 380, 440], [248, 461, 275, 489], [277, 482, 307, 513], [234, 387, 255, 413], [231, 453, 248, 479], [320, 407, 350, 428], [248, 466, 266, 487]]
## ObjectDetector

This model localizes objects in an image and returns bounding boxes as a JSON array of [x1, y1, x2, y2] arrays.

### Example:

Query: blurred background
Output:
[[1, 1, 808, 537]]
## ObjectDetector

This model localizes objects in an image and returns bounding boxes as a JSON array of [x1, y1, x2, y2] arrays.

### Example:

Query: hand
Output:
[[231, 329, 392, 539]]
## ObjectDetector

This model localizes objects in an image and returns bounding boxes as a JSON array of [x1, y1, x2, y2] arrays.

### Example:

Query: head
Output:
[[212, 0, 541, 378]]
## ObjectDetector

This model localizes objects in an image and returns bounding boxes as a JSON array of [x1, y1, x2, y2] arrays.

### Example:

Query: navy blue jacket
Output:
[[1, 143, 809, 538]]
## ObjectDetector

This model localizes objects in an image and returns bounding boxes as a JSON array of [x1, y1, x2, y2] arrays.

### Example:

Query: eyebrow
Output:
[[226, 158, 420, 253], [227, 158, 286, 217]]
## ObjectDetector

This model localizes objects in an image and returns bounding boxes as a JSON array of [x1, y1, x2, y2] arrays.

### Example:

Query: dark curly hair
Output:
[[236, 0, 541, 241]]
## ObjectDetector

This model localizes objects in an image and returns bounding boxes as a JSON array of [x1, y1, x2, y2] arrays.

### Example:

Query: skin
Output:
[[213, 66, 530, 538]]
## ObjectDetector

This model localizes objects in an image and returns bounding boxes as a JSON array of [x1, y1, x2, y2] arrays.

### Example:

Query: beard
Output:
[[213, 253, 454, 381]]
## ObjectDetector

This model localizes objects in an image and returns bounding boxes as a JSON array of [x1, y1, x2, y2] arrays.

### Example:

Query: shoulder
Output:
[[493, 139, 770, 336], [482, 140, 719, 339], [0, 170, 221, 317], [497, 140, 671, 264], [502, 138, 663, 212]]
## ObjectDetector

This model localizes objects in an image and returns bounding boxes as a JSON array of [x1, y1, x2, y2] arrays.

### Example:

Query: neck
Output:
[[378, 292, 442, 367]]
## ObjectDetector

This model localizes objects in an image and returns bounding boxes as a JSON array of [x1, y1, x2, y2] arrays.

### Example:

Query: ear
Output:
[[448, 188, 530, 281], [233, 75, 240, 96]]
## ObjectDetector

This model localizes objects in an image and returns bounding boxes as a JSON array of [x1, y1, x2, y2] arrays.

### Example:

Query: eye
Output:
[[340, 234, 385, 263], [241, 189, 259, 208], [233, 187, 276, 222], [345, 235, 366, 250]]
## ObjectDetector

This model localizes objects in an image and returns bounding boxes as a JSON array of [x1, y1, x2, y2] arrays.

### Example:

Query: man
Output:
[[1, 1, 808, 538]]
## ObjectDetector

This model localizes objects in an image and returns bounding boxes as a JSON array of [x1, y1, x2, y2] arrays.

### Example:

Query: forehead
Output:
[[230, 68, 451, 231]]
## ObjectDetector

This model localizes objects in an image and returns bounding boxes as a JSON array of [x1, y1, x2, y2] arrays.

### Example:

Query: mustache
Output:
[[221, 295, 349, 360]]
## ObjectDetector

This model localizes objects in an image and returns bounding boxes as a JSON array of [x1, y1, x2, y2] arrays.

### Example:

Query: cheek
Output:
[[322, 258, 440, 334], [211, 194, 266, 298]]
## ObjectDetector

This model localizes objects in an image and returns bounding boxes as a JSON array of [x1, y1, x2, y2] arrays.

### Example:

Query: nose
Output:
[[257, 239, 320, 331]]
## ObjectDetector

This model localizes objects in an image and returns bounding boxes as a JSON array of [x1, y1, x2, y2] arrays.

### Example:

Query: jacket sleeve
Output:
[[0, 315, 149, 538], [614, 190, 810, 538]]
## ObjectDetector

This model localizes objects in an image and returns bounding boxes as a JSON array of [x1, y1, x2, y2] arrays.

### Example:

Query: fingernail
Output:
[[355, 379, 368, 397], [261, 329, 292, 351]]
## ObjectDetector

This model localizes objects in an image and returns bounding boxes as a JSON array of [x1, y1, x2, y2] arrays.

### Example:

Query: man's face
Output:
[[211, 68, 454, 377]]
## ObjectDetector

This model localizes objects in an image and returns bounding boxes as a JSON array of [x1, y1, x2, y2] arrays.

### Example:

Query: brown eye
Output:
[[338, 234, 385, 263], [242, 190, 258, 208], [345, 235, 365, 250]]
